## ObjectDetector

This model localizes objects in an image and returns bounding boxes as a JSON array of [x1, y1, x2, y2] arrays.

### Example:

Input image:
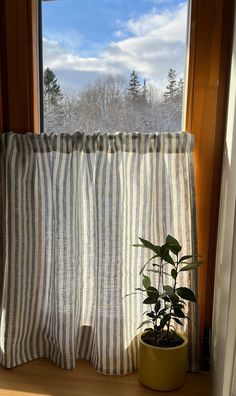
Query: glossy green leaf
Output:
[[160, 244, 175, 265], [176, 303, 185, 310], [163, 285, 174, 294], [143, 297, 155, 304], [179, 262, 203, 272], [160, 314, 171, 327], [179, 254, 193, 263], [160, 244, 169, 256], [142, 275, 151, 290], [137, 320, 151, 330], [173, 317, 183, 326], [146, 312, 156, 319], [166, 235, 182, 254], [139, 238, 161, 255], [173, 307, 185, 318], [171, 269, 177, 279], [157, 308, 167, 316], [163, 253, 175, 266], [168, 293, 179, 304], [147, 286, 159, 299], [176, 287, 197, 302], [154, 300, 161, 313]]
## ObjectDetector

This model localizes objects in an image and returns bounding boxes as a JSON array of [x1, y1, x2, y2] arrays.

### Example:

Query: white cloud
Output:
[[43, 37, 120, 73], [43, 2, 188, 90], [124, 4, 187, 42], [44, 29, 84, 51]]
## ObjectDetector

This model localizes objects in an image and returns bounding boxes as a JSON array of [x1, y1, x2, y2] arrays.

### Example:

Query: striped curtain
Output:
[[0, 131, 198, 374]]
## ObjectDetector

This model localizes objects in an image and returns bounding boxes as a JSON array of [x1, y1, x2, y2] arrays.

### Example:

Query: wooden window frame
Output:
[[0, 0, 40, 133], [0, 0, 235, 368]]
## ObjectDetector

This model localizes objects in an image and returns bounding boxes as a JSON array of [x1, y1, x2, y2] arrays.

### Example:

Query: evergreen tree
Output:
[[164, 68, 178, 103], [141, 78, 148, 105], [128, 70, 141, 102], [176, 78, 184, 101], [44, 67, 62, 106], [43, 68, 64, 133]]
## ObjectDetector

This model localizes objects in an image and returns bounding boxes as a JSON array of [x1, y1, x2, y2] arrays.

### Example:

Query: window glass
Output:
[[42, 0, 188, 134]]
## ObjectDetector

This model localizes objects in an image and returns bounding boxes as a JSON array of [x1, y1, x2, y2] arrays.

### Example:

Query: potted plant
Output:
[[133, 235, 202, 391]]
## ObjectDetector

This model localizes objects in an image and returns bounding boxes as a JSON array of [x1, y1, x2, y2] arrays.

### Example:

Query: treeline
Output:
[[43, 68, 184, 134]]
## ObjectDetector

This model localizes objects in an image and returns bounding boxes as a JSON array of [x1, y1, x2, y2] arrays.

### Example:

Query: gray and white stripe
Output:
[[0, 131, 198, 374]]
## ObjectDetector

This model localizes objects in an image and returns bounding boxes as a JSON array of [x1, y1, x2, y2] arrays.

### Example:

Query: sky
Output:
[[42, 0, 188, 92]]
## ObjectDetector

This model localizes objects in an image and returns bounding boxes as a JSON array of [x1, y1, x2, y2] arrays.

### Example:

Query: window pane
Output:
[[42, 0, 189, 134]]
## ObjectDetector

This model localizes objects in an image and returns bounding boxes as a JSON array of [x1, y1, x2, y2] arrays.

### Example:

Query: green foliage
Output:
[[133, 235, 203, 345], [44, 67, 63, 106], [142, 275, 151, 289], [128, 71, 148, 106], [163, 68, 183, 104], [128, 70, 141, 100], [176, 287, 197, 302]]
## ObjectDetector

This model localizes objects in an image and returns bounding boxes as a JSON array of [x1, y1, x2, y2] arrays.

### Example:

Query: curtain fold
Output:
[[0, 131, 198, 374]]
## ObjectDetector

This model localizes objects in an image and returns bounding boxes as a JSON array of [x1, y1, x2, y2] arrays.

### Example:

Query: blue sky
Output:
[[43, 0, 188, 91]]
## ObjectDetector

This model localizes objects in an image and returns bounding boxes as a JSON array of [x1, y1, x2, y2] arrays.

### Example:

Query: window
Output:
[[41, 0, 189, 134], [1, 0, 233, 368]]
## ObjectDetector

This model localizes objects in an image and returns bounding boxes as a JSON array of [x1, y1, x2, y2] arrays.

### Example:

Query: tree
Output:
[[44, 67, 62, 106], [176, 78, 184, 101], [141, 79, 148, 105], [163, 68, 178, 103], [43, 68, 64, 133], [43, 70, 184, 134], [128, 70, 141, 102]]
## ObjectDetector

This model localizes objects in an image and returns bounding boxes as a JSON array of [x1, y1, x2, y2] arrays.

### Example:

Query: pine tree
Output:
[[128, 70, 141, 102], [44, 67, 62, 106], [43, 68, 64, 133], [164, 68, 178, 103], [176, 78, 184, 101], [141, 78, 148, 105]]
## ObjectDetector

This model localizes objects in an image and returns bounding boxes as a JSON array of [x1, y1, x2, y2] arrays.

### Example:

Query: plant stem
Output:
[[158, 259, 163, 291], [167, 253, 179, 338], [159, 259, 165, 338]]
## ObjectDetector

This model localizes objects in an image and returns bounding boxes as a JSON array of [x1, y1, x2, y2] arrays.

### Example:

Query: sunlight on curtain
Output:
[[0, 131, 197, 374]]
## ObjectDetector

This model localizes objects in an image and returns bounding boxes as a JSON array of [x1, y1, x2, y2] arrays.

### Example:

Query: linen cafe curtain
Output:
[[0, 131, 198, 374]]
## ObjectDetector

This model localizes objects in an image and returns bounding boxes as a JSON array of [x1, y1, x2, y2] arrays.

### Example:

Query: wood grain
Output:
[[0, 359, 212, 396], [185, 0, 235, 366], [0, 0, 40, 133]]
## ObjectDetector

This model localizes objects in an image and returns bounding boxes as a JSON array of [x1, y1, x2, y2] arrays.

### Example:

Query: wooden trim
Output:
[[29, 1, 41, 134], [0, 0, 40, 133], [0, 0, 9, 132], [185, 0, 235, 367]]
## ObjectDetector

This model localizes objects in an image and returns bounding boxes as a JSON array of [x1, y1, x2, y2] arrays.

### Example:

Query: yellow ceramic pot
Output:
[[138, 332, 188, 391]]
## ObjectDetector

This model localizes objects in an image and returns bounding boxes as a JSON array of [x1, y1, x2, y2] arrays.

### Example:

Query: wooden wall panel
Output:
[[0, 0, 40, 133], [185, 0, 235, 367]]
